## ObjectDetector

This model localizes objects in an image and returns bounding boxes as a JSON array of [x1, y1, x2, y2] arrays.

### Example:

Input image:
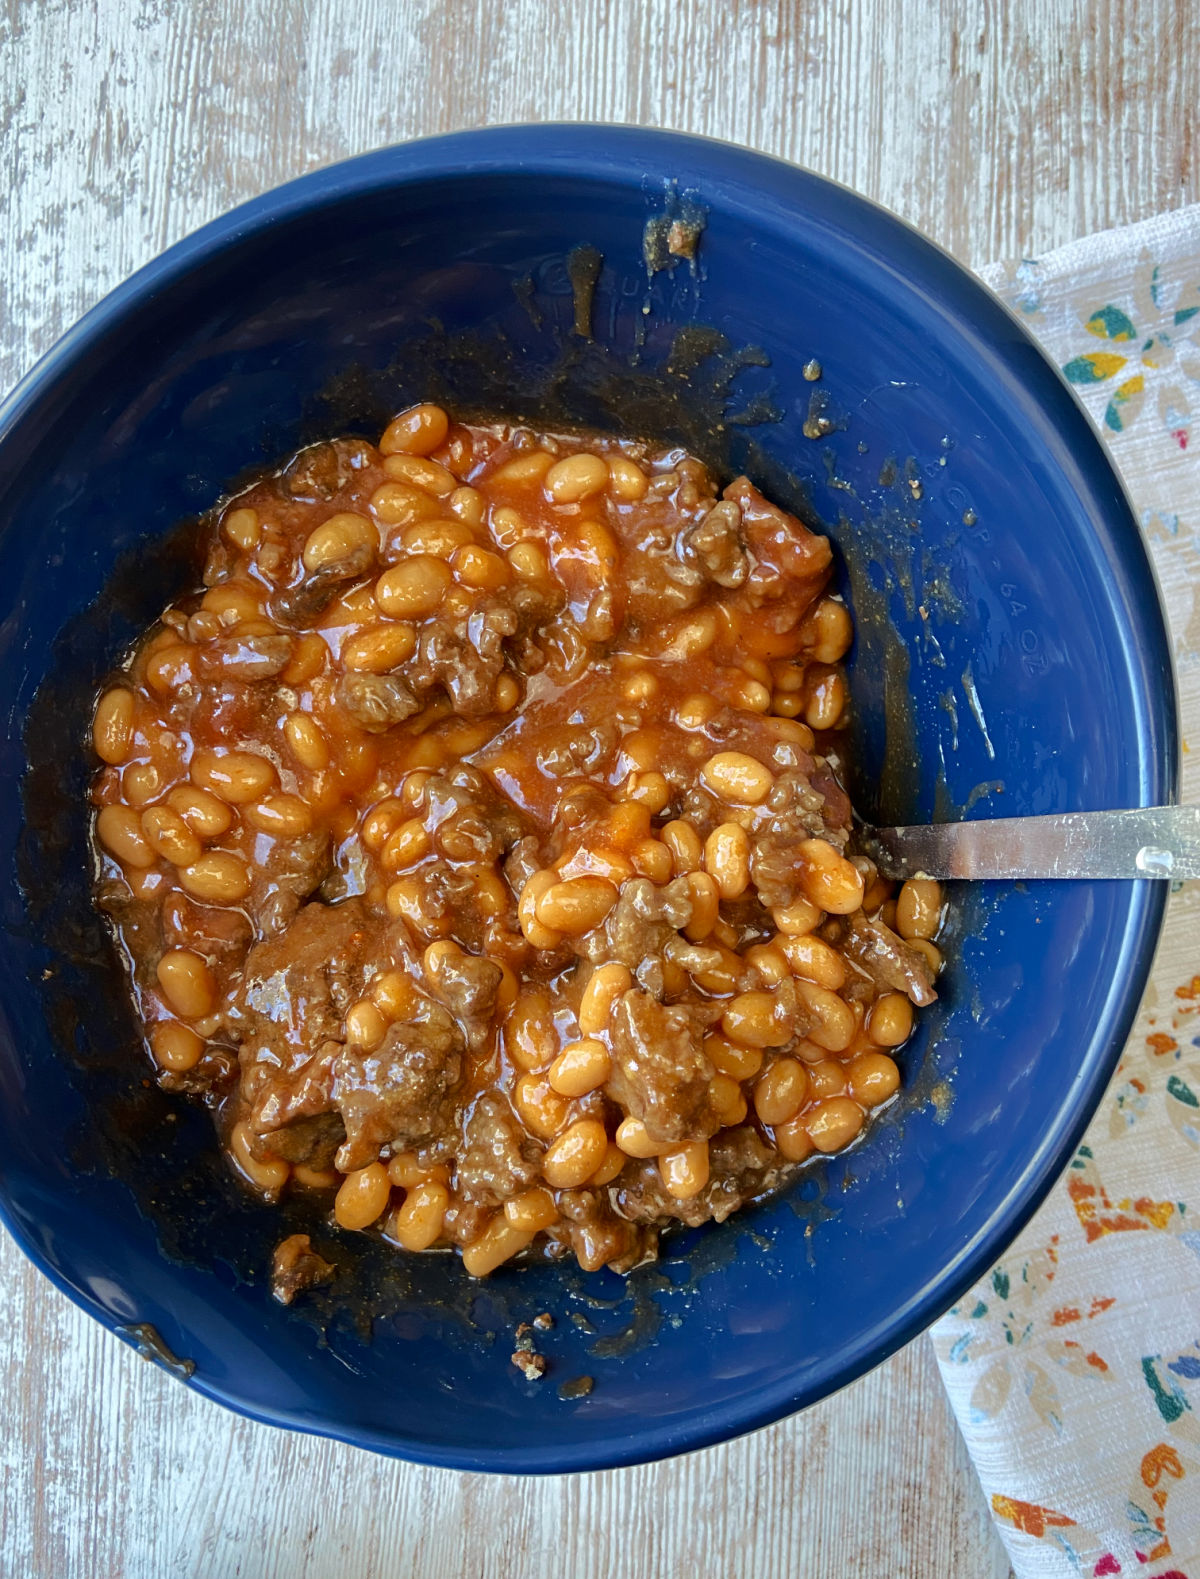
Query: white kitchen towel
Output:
[[931, 205, 1200, 1579]]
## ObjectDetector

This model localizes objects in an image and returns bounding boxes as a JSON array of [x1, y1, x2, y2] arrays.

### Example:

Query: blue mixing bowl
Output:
[[0, 126, 1176, 1471]]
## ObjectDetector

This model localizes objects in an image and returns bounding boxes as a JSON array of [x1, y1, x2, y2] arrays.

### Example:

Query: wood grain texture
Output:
[[1, 1, 1193, 1574]]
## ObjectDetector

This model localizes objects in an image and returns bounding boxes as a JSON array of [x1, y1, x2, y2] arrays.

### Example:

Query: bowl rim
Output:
[[0, 122, 1179, 1474]]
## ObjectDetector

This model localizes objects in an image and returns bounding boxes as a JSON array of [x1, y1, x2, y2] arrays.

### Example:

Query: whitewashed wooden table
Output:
[[2, 3, 1195, 1574]]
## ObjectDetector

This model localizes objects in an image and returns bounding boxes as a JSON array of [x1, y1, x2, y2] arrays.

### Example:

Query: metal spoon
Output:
[[859, 805, 1200, 882]]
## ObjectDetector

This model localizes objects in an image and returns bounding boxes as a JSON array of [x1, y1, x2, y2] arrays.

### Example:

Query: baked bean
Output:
[[722, 990, 794, 1048], [190, 748, 276, 805], [452, 545, 510, 589], [659, 1141, 709, 1200], [849, 1050, 901, 1107], [150, 1021, 204, 1073], [801, 597, 854, 664], [345, 999, 387, 1050], [371, 969, 421, 1021], [779, 933, 846, 991], [230, 1122, 290, 1194], [615, 1116, 661, 1159], [220, 506, 260, 552], [619, 730, 663, 774], [504, 990, 558, 1071], [335, 1162, 391, 1230], [774, 1114, 815, 1162], [381, 454, 457, 498], [370, 482, 441, 530], [506, 539, 551, 581], [793, 978, 856, 1052], [93, 688, 135, 764], [544, 452, 608, 503], [580, 1145, 621, 1190], [201, 584, 264, 625], [805, 1097, 865, 1153], [867, 992, 913, 1047], [796, 838, 864, 914], [382, 818, 431, 871], [126, 866, 167, 901], [492, 961, 519, 1019], [292, 1163, 338, 1189], [675, 693, 719, 730], [683, 870, 720, 942], [607, 454, 648, 500], [302, 512, 376, 574], [401, 771, 431, 811], [144, 643, 195, 696], [605, 800, 652, 844], [387, 1152, 449, 1189], [578, 962, 632, 1035], [804, 667, 847, 730], [141, 806, 203, 868], [491, 450, 554, 485], [622, 770, 671, 813], [732, 675, 772, 713], [701, 751, 773, 805], [97, 804, 156, 869], [517, 869, 564, 949], [754, 1057, 809, 1126], [122, 762, 163, 808], [492, 674, 521, 712], [282, 632, 328, 684], [771, 895, 823, 935], [244, 794, 314, 838], [470, 865, 511, 920], [859, 863, 891, 914], [664, 608, 719, 659], [391, 1181, 450, 1250], [166, 785, 233, 840], [156, 949, 215, 1019], [447, 486, 486, 527], [534, 875, 617, 936], [179, 851, 250, 904], [685, 942, 744, 996], [704, 822, 751, 899], [621, 668, 659, 702], [896, 877, 942, 940], [283, 713, 329, 771], [380, 403, 450, 456], [709, 1072, 748, 1126], [806, 1059, 847, 1098], [704, 1032, 765, 1082], [661, 819, 703, 875], [461, 1216, 534, 1277], [359, 798, 403, 851], [512, 1071, 569, 1139], [549, 1038, 611, 1097], [341, 623, 417, 672], [385, 877, 428, 928], [504, 1187, 558, 1233], [907, 938, 943, 974], [375, 556, 452, 619], [631, 838, 673, 883], [543, 1119, 609, 1188]]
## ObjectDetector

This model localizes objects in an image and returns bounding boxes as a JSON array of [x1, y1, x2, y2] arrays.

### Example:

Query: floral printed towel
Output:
[[932, 205, 1200, 1579]]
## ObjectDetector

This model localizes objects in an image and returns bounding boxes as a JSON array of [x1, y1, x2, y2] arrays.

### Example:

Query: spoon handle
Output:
[[866, 806, 1200, 882]]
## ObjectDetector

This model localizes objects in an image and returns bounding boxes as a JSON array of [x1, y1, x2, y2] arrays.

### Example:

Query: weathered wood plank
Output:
[[3, 0, 1192, 1571]]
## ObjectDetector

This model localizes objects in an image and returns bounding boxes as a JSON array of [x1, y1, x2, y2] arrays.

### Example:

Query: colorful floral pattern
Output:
[[933, 207, 1200, 1579]]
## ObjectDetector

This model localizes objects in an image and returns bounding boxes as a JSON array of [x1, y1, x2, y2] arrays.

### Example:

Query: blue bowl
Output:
[[0, 126, 1176, 1471]]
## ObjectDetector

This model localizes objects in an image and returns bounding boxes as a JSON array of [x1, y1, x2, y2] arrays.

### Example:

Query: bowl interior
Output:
[[0, 128, 1174, 1470]]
